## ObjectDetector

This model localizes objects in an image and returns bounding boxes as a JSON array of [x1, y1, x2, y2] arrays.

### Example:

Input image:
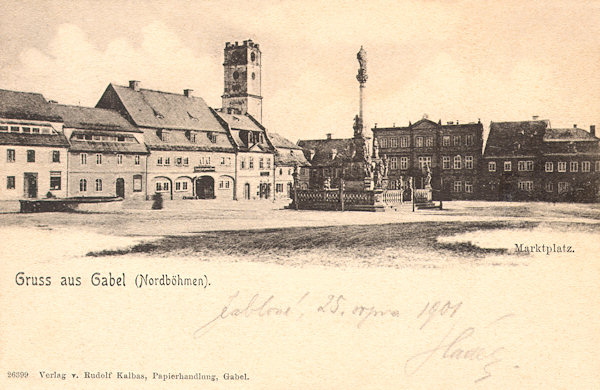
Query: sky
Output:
[[0, 0, 598, 142]]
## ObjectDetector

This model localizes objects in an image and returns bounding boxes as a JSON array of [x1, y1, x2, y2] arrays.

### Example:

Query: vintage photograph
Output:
[[1, 1, 599, 389]]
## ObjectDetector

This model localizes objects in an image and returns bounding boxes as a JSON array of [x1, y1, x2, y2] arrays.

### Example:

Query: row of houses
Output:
[[0, 84, 308, 202], [301, 117, 600, 202]]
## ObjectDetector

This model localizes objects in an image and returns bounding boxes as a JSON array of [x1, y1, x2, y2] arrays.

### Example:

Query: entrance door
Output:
[[195, 176, 215, 199], [116, 178, 125, 198], [244, 183, 250, 200], [24, 173, 38, 198], [259, 183, 271, 199]]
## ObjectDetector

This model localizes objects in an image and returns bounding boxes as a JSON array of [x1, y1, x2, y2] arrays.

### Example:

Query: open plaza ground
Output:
[[1, 200, 599, 268]]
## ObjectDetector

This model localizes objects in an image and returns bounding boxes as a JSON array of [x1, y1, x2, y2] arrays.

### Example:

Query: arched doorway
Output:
[[116, 178, 125, 198], [195, 176, 215, 199]]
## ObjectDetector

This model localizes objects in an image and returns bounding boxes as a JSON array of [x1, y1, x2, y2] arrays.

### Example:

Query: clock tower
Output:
[[222, 39, 262, 122]]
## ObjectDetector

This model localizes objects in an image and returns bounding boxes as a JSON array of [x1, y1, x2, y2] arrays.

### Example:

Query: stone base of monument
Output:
[[413, 187, 442, 210], [290, 188, 403, 212]]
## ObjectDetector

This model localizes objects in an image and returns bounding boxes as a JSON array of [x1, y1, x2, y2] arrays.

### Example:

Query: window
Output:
[[465, 181, 473, 193], [278, 168, 283, 175], [50, 172, 61, 190], [596, 161, 600, 172], [175, 180, 188, 191], [558, 162, 567, 172], [276, 183, 284, 193], [425, 137, 433, 147], [241, 158, 246, 169], [32, 127, 40, 134], [96, 153, 102, 165], [570, 161, 578, 172], [465, 134, 474, 146], [453, 135, 461, 146], [80, 153, 87, 165], [164, 157, 170, 166], [453, 181, 463, 192], [400, 137, 409, 147], [0, 125, 7, 132], [10, 126, 19, 132], [545, 162, 553, 172], [438, 156, 448, 169], [442, 136, 450, 147], [582, 161, 591, 172], [415, 136, 423, 147], [380, 138, 388, 148], [418, 156, 431, 170], [176, 157, 182, 166], [400, 157, 409, 170], [259, 158, 264, 169], [117, 154, 123, 165], [157, 157, 163, 166], [133, 175, 142, 192], [79, 179, 87, 192], [249, 157, 254, 169], [207, 132, 217, 143], [221, 157, 226, 165], [22, 127, 31, 133], [518, 160, 534, 171], [95, 179, 103, 192], [504, 161, 512, 171], [156, 181, 170, 192], [52, 151, 60, 163], [518, 180, 533, 191], [454, 155, 462, 169], [558, 182, 570, 194], [390, 137, 398, 147], [135, 155, 140, 165], [27, 150, 35, 163], [183, 157, 189, 166], [390, 157, 398, 170], [200, 156, 210, 165], [465, 156, 473, 169], [7, 149, 15, 163], [488, 161, 496, 172], [7, 176, 15, 189], [545, 182, 553, 192], [266, 158, 271, 169]]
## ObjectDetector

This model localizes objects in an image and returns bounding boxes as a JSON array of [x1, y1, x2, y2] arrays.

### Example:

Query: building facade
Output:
[[372, 118, 484, 199], [50, 104, 148, 200], [0, 90, 69, 200], [267, 132, 310, 199], [213, 110, 275, 200], [96, 82, 237, 200], [482, 120, 600, 202]]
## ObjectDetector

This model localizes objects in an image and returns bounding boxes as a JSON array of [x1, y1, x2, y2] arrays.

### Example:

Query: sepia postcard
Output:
[[1, 0, 599, 388]]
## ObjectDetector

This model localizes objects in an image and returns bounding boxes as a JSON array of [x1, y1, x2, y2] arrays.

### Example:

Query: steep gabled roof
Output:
[[214, 110, 263, 132], [267, 132, 301, 149], [0, 132, 69, 148], [0, 89, 62, 122], [104, 84, 226, 132], [142, 128, 234, 152], [50, 104, 140, 132], [484, 120, 547, 157], [297, 138, 365, 167], [544, 128, 598, 142]]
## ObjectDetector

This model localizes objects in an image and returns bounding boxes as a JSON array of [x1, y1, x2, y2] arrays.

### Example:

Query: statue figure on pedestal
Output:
[[425, 165, 432, 188]]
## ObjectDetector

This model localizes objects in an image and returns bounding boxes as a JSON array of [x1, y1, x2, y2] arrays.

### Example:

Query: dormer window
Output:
[[185, 130, 196, 143], [156, 130, 169, 142], [207, 132, 217, 143]]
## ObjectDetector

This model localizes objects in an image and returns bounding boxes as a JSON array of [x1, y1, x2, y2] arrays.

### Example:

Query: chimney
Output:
[[129, 80, 140, 91], [573, 124, 577, 128], [184, 89, 193, 97], [532, 115, 539, 120], [591, 125, 596, 137], [326, 133, 332, 140]]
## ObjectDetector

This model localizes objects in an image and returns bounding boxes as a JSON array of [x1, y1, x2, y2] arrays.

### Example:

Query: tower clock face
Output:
[[251, 52, 256, 62]]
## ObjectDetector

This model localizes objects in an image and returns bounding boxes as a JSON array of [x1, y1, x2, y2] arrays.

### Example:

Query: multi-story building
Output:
[[50, 104, 148, 199], [266, 132, 310, 198], [213, 110, 275, 200], [481, 120, 547, 201], [297, 134, 368, 190], [372, 118, 483, 199], [541, 125, 600, 202], [96, 82, 237, 200], [0, 89, 69, 200]]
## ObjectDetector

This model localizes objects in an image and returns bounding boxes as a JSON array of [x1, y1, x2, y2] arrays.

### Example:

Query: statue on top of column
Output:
[[356, 46, 368, 84]]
